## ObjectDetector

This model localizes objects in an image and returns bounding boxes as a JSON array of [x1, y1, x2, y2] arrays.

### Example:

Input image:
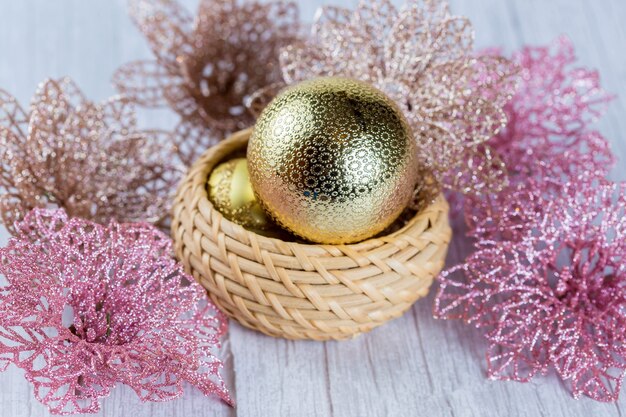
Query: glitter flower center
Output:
[[550, 241, 622, 314]]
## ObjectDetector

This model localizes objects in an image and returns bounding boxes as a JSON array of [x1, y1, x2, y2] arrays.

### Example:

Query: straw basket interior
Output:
[[171, 128, 452, 341]]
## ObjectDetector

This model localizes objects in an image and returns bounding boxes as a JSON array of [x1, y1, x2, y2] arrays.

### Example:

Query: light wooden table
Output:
[[1, 1, 625, 416]]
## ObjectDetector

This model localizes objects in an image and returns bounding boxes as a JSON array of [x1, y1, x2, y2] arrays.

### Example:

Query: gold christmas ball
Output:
[[208, 157, 270, 231], [247, 77, 419, 244]]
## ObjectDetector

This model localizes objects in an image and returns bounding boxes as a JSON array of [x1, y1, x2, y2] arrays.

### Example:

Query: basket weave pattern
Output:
[[171, 129, 452, 340]]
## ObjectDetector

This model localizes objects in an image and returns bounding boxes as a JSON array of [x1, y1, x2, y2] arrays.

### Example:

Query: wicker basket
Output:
[[171, 128, 452, 341]]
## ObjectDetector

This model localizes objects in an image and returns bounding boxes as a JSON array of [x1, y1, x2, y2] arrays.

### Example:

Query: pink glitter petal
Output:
[[0, 209, 232, 415]]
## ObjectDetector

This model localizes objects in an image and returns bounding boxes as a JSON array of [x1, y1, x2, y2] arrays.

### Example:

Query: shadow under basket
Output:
[[171, 128, 452, 341]]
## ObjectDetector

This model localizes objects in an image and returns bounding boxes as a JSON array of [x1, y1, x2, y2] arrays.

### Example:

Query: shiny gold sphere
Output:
[[247, 77, 419, 244], [207, 157, 270, 231]]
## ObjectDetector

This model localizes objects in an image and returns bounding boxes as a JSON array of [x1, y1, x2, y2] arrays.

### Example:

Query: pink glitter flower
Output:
[[495, 37, 613, 142], [463, 38, 615, 239], [437, 38, 623, 401], [436, 180, 626, 402], [464, 130, 615, 241], [489, 37, 614, 181], [0, 209, 231, 415]]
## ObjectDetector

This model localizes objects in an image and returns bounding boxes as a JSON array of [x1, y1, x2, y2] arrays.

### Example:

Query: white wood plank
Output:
[[229, 324, 334, 417]]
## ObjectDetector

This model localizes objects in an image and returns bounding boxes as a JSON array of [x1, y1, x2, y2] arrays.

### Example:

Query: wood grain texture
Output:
[[0, 0, 624, 416]]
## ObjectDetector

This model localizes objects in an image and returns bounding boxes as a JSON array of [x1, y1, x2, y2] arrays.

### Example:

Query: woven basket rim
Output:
[[180, 127, 444, 252]]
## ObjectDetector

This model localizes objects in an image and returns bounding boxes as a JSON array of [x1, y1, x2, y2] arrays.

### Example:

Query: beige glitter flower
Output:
[[0, 78, 179, 234], [273, 0, 518, 194], [113, 0, 300, 166]]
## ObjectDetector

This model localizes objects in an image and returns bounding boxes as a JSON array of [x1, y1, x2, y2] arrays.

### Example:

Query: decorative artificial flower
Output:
[[276, 0, 518, 194], [0, 209, 231, 415], [0, 78, 179, 234], [487, 37, 614, 185], [464, 130, 615, 241], [436, 39, 623, 402], [464, 38, 615, 239], [114, 0, 300, 165], [492, 37, 613, 145], [436, 180, 626, 402]]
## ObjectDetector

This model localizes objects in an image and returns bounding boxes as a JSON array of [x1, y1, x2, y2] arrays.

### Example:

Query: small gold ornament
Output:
[[247, 77, 420, 244], [208, 157, 270, 230]]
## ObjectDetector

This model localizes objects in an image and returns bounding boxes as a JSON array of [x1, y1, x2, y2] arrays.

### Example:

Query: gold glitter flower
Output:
[[274, 0, 517, 194], [114, 0, 300, 166], [0, 78, 179, 234]]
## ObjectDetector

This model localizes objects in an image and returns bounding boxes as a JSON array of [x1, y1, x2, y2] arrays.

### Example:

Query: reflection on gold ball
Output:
[[247, 77, 419, 244], [208, 157, 269, 230]]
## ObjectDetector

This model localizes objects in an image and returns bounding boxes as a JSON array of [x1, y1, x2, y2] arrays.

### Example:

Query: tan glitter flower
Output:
[[0, 78, 180, 234], [273, 0, 517, 194], [113, 0, 300, 166]]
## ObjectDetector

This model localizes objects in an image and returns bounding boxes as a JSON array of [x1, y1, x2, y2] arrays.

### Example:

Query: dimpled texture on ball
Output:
[[247, 77, 419, 244]]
